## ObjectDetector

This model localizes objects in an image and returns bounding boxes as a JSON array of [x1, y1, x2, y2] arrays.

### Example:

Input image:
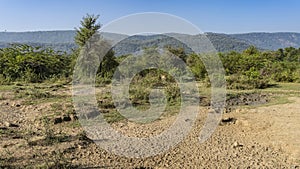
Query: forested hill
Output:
[[111, 33, 252, 56], [205, 33, 253, 52], [231, 32, 300, 50], [1, 31, 300, 55], [0, 31, 77, 53], [0, 31, 75, 43]]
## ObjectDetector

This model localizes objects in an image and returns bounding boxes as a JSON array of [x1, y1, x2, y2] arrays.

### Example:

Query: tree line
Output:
[[0, 14, 299, 89]]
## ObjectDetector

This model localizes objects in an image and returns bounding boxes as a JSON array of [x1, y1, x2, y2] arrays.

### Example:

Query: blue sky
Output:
[[0, 0, 299, 33]]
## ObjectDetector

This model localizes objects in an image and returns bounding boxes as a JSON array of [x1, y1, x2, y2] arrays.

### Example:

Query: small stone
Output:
[[185, 119, 191, 122], [4, 122, 19, 127], [62, 115, 71, 122], [0, 126, 8, 130], [222, 117, 233, 122], [53, 117, 63, 124], [232, 141, 243, 148], [220, 117, 237, 126], [77, 144, 84, 150], [233, 142, 239, 148], [12, 135, 22, 139]]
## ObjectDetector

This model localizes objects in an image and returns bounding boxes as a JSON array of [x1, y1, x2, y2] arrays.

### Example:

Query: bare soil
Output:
[[0, 84, 299, 168]]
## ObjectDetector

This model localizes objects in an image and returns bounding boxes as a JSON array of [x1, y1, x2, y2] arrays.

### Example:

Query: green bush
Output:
[[226, 74, 269, 90], [0, 44, 72, 83]]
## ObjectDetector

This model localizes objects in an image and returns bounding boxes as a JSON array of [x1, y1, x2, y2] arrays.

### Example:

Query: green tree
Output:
[[243, 45, 259, 56], [186, 53, 207, 80], [166, 47, 188, 63], [75, 14, 101, 48], [74, 14, 119, 83]]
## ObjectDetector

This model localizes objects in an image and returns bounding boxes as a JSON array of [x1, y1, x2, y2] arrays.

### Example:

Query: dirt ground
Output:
[[0, 84, 299, 168]]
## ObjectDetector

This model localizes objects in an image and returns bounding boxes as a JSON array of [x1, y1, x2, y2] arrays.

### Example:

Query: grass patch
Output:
[[0, 148, 15, 168], [33, 150, 73, 169], [225, 83, 299, 109], [50, 102, 64, 115], [26, 117, 72, 146], [262, 83, 300, 95], [22, 95, 71, 105], [0, 85, 14, 91], [13, 82, 68, 100], [66, 120, 81, 128], [163, 103, 181, 117], [0, 128, 14, 136], [264, 94, 295, 106], [101, 102, 180, 124], [28, 134, 72, 146], [103, 110, 125, 123], [270, 83, 300, 91], [14, 87, 53, 99]]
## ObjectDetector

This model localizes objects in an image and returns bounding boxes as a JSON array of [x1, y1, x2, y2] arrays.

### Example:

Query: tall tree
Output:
[[74, 14, 118, 82], [75, 14, 101, 47]]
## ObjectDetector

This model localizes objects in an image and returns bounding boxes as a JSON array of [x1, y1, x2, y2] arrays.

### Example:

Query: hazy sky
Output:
[[0, 0, 299, 33]]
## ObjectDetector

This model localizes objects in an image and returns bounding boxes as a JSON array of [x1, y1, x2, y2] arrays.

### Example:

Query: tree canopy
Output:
[[75, 14, 101, 48]]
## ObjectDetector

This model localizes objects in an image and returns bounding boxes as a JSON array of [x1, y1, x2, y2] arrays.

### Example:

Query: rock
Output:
[[232, 141, 243, 148], [4, 122, 19, 127], [0, 126, 8, 130], [185, 119, 191, 122], [77, 144, 83, 149], [232, 142, 239, 148], [219, 117, 237, 125], [62, 115, 71, 122], [53, 117, 63, 124], [12, 135, 22, 139]]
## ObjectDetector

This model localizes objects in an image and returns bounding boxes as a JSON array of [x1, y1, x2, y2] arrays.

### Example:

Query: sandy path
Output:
[[231, 97, 300, 163]]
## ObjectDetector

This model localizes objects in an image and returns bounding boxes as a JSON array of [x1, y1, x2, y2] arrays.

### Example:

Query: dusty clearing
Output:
[[0, 83, 299, 168]]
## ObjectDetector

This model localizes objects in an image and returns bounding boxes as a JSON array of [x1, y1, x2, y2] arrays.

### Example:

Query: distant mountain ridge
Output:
[[0, 31, 77, 53], [0, 31, 76, 43], [231, 32, 300, 50], [1, 30, 300, 55]]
